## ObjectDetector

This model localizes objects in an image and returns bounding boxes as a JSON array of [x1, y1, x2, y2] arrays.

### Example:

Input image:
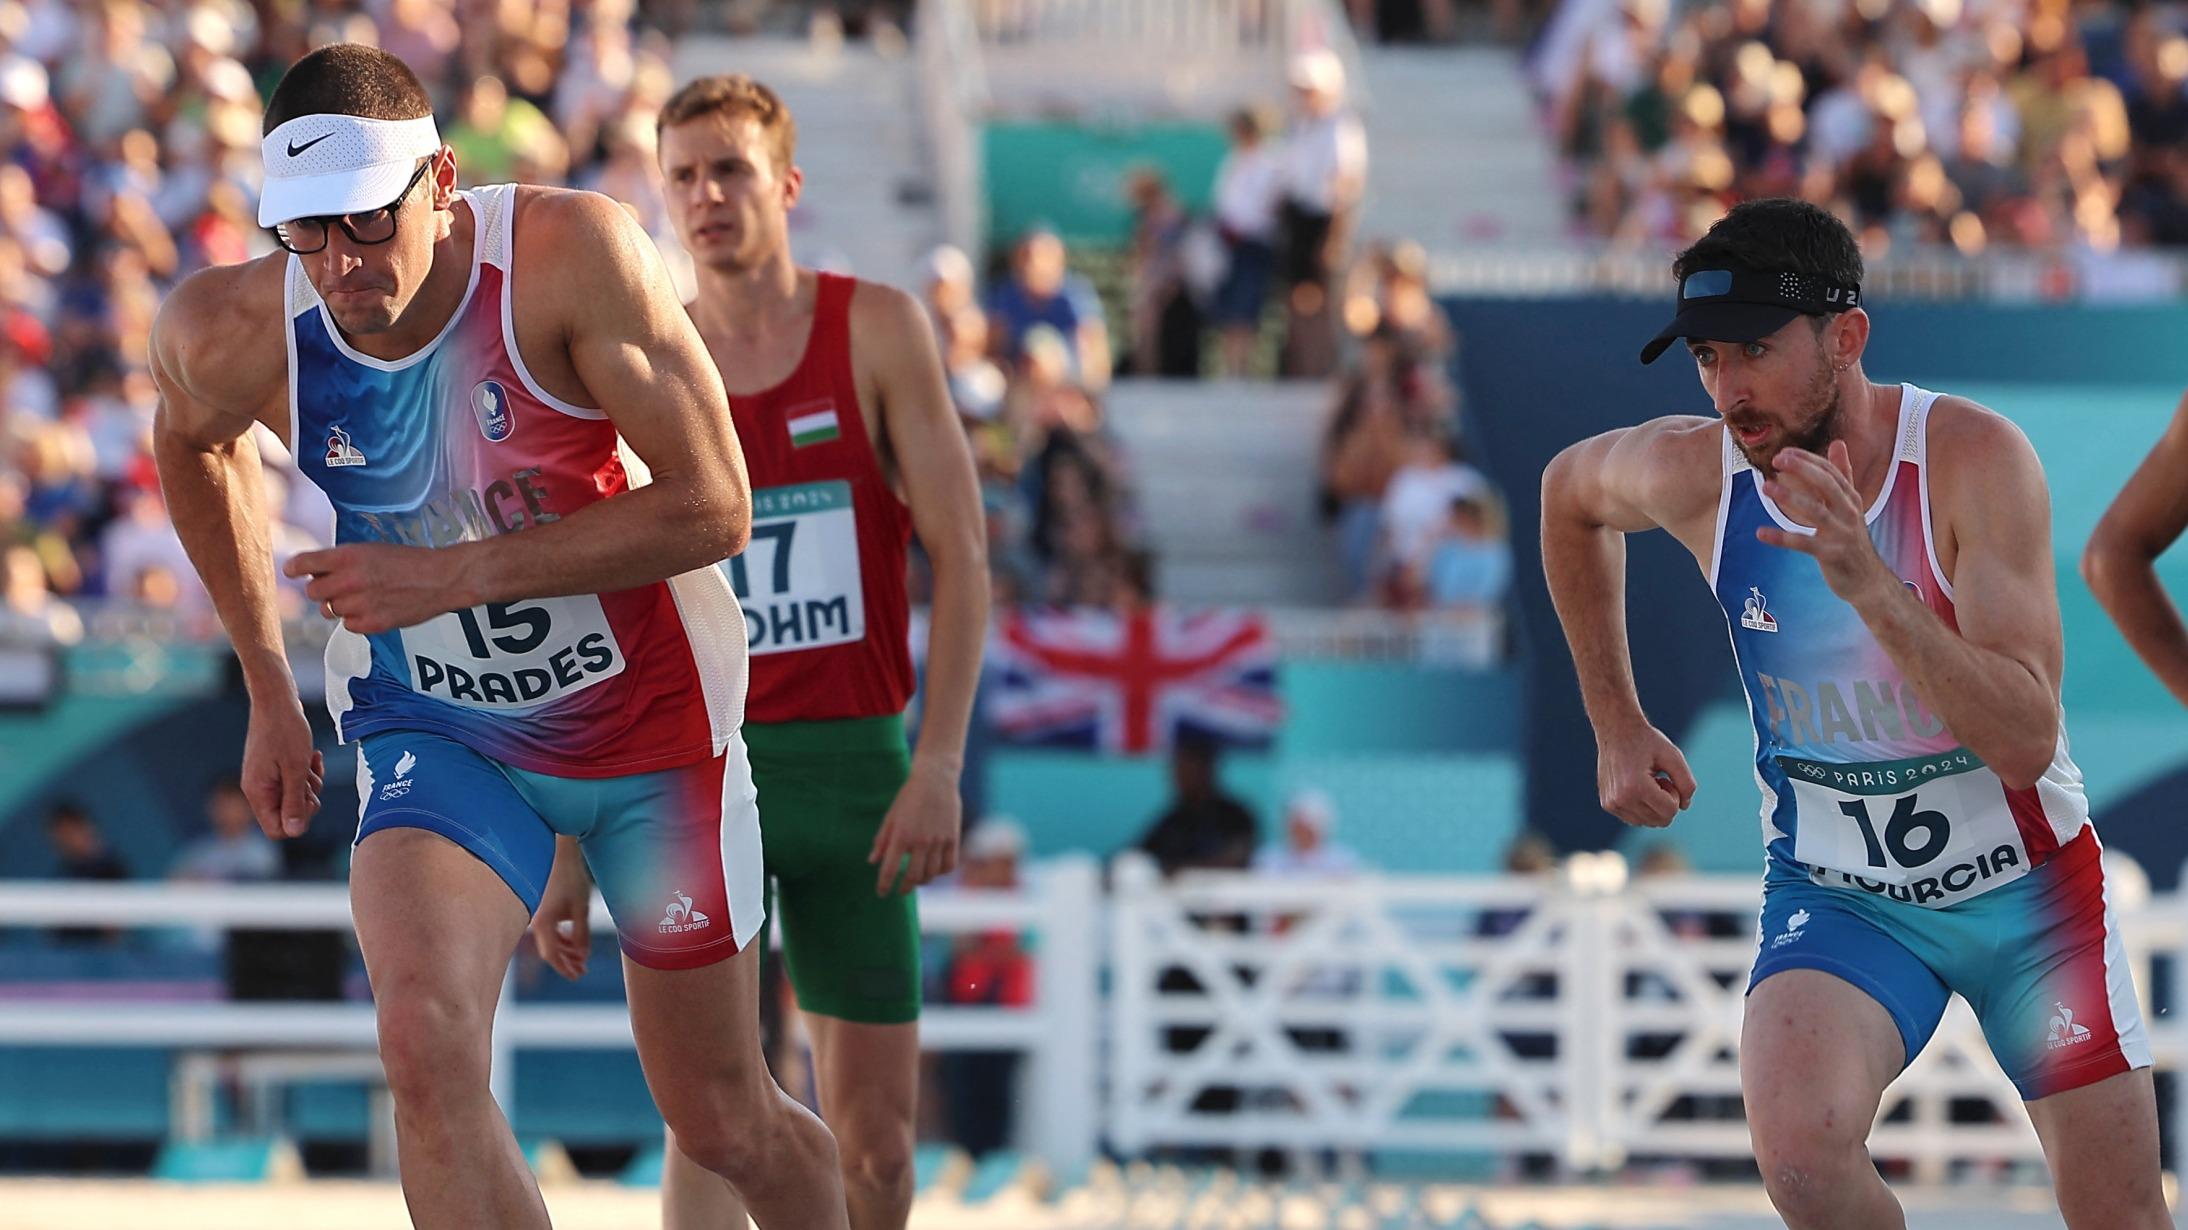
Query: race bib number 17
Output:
[[728, 480, 865, 656]]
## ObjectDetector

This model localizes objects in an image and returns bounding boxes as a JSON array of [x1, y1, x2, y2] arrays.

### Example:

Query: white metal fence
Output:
[[4, 851, 2184, 1180], [1107, 850, 2188, 1179], [0, 857, 1102, 1174]]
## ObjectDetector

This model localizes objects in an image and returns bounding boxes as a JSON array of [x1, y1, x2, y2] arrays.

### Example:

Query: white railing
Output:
[[921, 0, 1364, 130], [9, 852, 2184, 1178], [1427, 243, 2188, 304], [963, 0, 1286, 53], [1107, 850, 2188, 1178], [0, 857, 1101, 1174], [1261, 606, 1504, 664]]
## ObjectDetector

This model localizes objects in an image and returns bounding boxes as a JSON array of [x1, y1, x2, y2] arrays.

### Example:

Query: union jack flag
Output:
[[987, 606, 1282, 754]]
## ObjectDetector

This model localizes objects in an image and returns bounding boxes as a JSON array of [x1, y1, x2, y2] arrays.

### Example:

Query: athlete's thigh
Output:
[[353, 731, 559, 915], [350, 827, 533, 1031], [351, 733, 550, 1013], [1742, 969, 1906, 1154], [622, 940, 775, 1125], [806, 1013, 918, 1139], [1958, 840, 2160, 1220], [764, 739, 920, 1025], [1744, 878, 1947, 1143], [552, 734, 766, 971], [2023, 1068, 2164, 1227], [1959, 837, 2149, 1102]]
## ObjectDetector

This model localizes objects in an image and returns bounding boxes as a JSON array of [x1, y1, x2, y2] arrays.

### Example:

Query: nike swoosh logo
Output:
[[286, 133, 332, 158]]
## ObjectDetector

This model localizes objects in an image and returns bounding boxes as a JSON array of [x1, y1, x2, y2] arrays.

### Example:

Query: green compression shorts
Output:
[[747, 713, 920, 1025]]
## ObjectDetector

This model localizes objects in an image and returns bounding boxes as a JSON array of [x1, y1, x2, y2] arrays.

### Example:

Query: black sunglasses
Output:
[[271, 159, 434, 255]]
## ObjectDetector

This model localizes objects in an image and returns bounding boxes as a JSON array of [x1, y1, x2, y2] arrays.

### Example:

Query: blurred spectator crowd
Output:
[[0, 0, 706, 650], [918, 227, 1154, 612], [0, 0, 1514, 652], [1536, 0, 2188, 263], [0, 0, 1192, 649]]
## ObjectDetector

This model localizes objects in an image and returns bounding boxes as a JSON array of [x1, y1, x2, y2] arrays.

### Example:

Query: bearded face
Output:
[[1693, 316, 1845, 475]]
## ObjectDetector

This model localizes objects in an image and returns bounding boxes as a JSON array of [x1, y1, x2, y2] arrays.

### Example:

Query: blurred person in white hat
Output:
[[149, 41, 851, 1230], [1254, 786, 1364, 877], [922, 242, 975, 329], [1278, 47, 1368, 378], [959, 814, 1028, 888]]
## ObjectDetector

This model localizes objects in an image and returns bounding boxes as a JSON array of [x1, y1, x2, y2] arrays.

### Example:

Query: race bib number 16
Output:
[[1781, 747, 2028, 906], [729, 480, 865, 656]]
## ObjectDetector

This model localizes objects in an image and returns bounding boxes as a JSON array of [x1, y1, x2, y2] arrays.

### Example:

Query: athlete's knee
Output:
[[837, 1116, 915, 1200], [669, 1087, 830, 1185], [1748, 1095, 1872, 1213], [668, 1114, 768, 1184], [374, 989, 491, 1103]]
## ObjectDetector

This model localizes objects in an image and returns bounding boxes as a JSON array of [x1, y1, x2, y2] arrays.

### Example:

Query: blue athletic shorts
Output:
[[1749, 830, 2149, 1100], [352, 730, 764, 970]]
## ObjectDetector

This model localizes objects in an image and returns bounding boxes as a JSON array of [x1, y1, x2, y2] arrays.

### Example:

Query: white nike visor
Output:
[[258, 113, 442, 228]]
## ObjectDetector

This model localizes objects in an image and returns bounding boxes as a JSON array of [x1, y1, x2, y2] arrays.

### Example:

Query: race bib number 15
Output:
[[402, 594, 626, 710], [728, 480, 865, 656]]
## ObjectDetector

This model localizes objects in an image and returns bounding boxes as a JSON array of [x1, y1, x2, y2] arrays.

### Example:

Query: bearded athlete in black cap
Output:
[[1541, 198, 2162, 1230]]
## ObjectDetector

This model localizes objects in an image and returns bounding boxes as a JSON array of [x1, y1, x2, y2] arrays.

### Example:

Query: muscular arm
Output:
[[864, 284, 989, 775], [1771, 409, 2062, 788], [1539, 417, 1716, 734], [151, 261, 323, 836], [150, 268, 292, 703], [2083, 389, 2188, 708], [1863, 415, 2061, 788], [448, 193, 749, 605]]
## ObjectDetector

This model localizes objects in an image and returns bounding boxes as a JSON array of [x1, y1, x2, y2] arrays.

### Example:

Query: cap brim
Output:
[[257, 160, 419, 227], [1638, 302, 1801, 364]]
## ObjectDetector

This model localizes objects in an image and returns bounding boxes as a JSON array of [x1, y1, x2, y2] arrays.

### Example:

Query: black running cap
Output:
[[1639, 266, 1862, 364]]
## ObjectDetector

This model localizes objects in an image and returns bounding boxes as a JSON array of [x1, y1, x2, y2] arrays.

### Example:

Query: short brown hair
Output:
[[656, 75, 797, 170]]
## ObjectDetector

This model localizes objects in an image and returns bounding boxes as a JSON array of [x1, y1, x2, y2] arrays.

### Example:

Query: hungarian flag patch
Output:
[[787, 404, 840, 447]]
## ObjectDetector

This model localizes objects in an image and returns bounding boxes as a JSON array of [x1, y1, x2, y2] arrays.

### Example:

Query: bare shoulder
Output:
[[1925, 393, 2046, 500], [1630, 415, 1725, 528], [1925, 393, 2039, 460], [1620, 413, 1723, 466], [846, 278, 933, 360], [151, 254, 288, 421], [509, 184, 656, 272], [1546, 412, 1720, 546], [846, 278, 925, 334]]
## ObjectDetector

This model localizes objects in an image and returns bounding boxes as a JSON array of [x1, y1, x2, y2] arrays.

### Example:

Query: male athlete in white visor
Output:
[[151, 43, 848, 1230]]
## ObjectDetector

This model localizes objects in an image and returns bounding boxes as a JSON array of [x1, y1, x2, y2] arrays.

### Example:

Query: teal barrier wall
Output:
[[982, 121, 1228, 246], [2, 656, 1530, 878]]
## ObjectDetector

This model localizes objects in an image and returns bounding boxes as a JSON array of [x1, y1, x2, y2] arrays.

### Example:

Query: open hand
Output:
[[869, 761, 962, 896], [1757, 440, 1892, 604]]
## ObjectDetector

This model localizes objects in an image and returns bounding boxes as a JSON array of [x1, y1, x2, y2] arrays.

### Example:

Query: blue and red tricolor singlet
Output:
[[723, 272, 915, 724], [287, 184, 749, 778], [1712, 383, 2093, 907]]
